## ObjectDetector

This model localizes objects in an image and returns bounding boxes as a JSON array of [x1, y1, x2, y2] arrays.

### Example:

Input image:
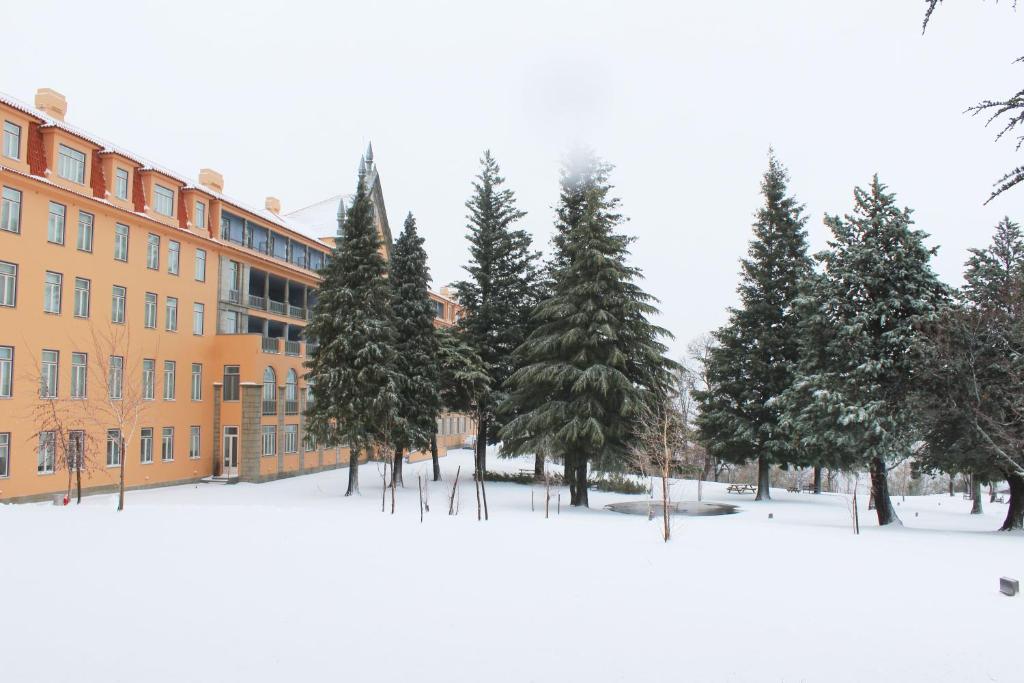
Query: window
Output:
[[1, 186, 21, 233], [223, 365, 240, 401], [161, 427, 174, 461], [163, 360, 176, 400], [221, 211, 245, 244], [220, 309, 239, 334], [168, 240, 180, 275], [44, 271, 62, 313], [142, 358, 155, 400], [303, 432, 316, 452], [0, 432, 8, 477], [262, 425, 276, 456], [284, 425, 298, 453], [111, 285, 126, 323], [0, 346, 12, 398], [3, 121, 20, 160], [48, 202, 66, 244], [144, 292, 157, 328], [77, 211, 94, 252], [114, 223, 129, 261], [189, 426, 201, 459], [166, 296, 178, 331], [191, 363, 202, 401], [109, 355, 123, 400], [192, 302, 204, 335], [262, 367, 277, 415], [115, 168, 129, 200], [40, 350, 58, 398], [154, 184, 174, 216], [226, 260, 241, 299], [140, 427, 154, 464], [106, 429, 122, 467], [147, 233, 160, 269], [285, 369, 298, 414], [194, 201, 206, 229], [73, 277, 90, 318], [57, 144, 86, 183], [194, 249, 206, 282], [71, 352, 87, 399], [0, 261, 16, 307], [38, 432, 56, 474]]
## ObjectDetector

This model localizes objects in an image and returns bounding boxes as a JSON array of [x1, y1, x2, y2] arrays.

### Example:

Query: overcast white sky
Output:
[[6, 1, 1023, 357]]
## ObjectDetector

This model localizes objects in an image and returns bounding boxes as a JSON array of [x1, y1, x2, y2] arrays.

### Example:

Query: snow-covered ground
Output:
[[2, 448, 1021, 683]]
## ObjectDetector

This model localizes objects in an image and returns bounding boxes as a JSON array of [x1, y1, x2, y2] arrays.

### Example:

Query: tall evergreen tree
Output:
[[388, 212, 441, 487], [500, 150, 676, 507], [695, 152, 813, 500], [434, 327, 490, 481], [305, 170, 400, 496], [453, 151, 540, 476], [781, 176, 947, 526]]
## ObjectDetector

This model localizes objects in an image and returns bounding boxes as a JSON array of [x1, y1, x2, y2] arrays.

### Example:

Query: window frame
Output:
[[57, 143, 86, 184], [161, 427, 174, 462], [140, 427, 154, 464], [194, 248, 206, 282], [163, 360, 176, 400], [262, 425, 276, 457], [115, 167, 129, 200], [191, 362, 202, 401], [223, 365, 240, 402], [189, 426, 201, 460], [153, 184, 175, 217], [40, 349, 59, 399], [111, 285, 126, 324], [106, 429, 122, 467], [2, 121, 21, 160], [0, 260, 17, 307], [114, 223, 129, 262], [73, 276, 91, 319], [165, 296, 178, 332], [44, 271, 62, 314], [0, 346, 13, 399], [168, 240, 180, 275], [71, 351, 87, 399], [142, 358, 155, 401], [109, 355, 124, 400], [48, 201, 66, 245], [146, 233, 160, 270], [1, 186, 22, 233], [0, 431, 9, 478], [37, 431, 56, 475], [193, 302, 204, 336], [76, 210, 94, 253]]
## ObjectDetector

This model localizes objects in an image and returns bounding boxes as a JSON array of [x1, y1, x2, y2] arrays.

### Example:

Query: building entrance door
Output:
[[223, 426, 239, 477]]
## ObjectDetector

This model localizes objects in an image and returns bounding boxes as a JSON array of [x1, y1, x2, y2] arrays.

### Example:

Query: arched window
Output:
[[263, 367, 276, 401], [286, 369, 298, 402]]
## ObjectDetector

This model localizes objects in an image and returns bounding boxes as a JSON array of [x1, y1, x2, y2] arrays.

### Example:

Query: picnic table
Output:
[[727, 483, 757, 494]]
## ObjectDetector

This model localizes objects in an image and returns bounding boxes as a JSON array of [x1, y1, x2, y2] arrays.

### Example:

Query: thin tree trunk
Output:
[[430, 434, 441, 482], [971, 476, 984, 515], [474, 464, 482, 521], [869, 456, 901, 526], [813, 465, 823, 494], [392, 447, 404, 488], [117, 436, 126, 511], [572, 458, 589, 507], [661, 475, 670, 542], [76, 465, 82, 504], [479, 464, 489, 520], [1000, 472, 1024, 531], [448, 465, 460, 515], [475, 415, 488, 475], [534, 452, 544, 480], [565, 451, 577, 503], [754, 455, 771, 501], [345, 448, 360, 496], [949, 475, 955, 497], [990, 482, 998, 503]]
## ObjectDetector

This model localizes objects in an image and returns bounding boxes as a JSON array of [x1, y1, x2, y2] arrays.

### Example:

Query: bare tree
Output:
[[685, 334, 720, 481]]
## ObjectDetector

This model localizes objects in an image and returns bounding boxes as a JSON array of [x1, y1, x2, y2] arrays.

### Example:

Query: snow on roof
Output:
[[282, 194, 352, 241]]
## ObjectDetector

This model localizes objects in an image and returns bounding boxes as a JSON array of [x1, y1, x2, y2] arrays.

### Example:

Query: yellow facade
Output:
[[0, 88, 472, 502]]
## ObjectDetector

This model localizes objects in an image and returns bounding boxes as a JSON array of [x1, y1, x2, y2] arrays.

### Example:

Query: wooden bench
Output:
[[727, 484, 757, 495]]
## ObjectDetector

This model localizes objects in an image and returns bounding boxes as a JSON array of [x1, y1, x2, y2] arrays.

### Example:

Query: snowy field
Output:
[[2, 449, 1022, 683]]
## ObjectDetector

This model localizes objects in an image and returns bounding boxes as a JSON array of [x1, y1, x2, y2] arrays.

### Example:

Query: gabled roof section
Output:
[[282, 194, 352, 241]]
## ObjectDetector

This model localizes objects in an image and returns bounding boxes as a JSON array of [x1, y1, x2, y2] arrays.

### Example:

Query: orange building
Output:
[[0, 88, 472, 503]]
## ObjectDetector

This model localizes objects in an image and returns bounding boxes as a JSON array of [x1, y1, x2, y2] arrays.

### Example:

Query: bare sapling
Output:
[[418, 474, 424, 523], [474, 463, 482, 521], [545, 472, 551, 519], [448, 465, 461, 515]]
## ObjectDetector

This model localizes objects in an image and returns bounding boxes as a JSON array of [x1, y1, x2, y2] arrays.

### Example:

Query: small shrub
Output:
[[589, 473, 648, 495]]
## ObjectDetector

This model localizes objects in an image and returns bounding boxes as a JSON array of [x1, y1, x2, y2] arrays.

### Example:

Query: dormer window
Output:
[[194, 201, 206, 229], [153, 184, 174, 217], [115, 168, 129, 200], [57, 144, 86, 184], [2, 122, 20, 160]]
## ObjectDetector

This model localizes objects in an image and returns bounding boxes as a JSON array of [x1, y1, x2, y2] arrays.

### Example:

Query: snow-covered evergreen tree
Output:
[[304, 170, 400, 496], [500, 150, 676, 507], [453, 151, 540, 474], [695, 152, 813, 500], [388, 212, 441, 487], [433, 326, 490, 480]]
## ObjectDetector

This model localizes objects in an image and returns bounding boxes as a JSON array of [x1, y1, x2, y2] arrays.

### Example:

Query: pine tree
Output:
[[434, 327, 490, 481], [783, 176, 947, 526], [304, 171, 400, 496], [388, 212, 441, 487], [453, 151, 540, 476], [500, 150, 676, 507], [695, 152, 813, 500]]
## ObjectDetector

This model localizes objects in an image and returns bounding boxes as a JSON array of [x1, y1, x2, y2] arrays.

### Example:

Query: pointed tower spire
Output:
[[336, 196, 347, 236], [365, 141, 374, 164], [358, 155, 367, 178]]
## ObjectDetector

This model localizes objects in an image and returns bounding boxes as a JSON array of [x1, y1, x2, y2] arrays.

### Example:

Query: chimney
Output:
[[440, 286, 451, 298], [198, 168, 224, 194], [265, 197, 281, 215], [35, 88, 67, 121]]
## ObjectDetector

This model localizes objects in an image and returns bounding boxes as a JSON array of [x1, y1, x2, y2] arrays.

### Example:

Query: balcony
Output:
[[262, 399, 277, 416], [226, 289, 242, 304], [248, 294, 265, 310], [284, 340, 301, 357], [288, 305, 305, 320], [268, 299, 286, 316], [261, 336, 280, 354]]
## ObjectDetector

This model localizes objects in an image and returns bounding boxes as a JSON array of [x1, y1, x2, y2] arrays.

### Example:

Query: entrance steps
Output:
[[201, 475, 240, 485]]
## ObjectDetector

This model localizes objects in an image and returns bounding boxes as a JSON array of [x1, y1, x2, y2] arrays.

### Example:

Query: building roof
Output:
[[281, 194, 352, 241]]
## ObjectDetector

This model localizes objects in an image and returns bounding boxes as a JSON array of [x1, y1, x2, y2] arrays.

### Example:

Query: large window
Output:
[[168, 240, 180, 275], [262, 425, 276, 456], [114, 223, 129, 261], [77, 211, 94, 252], [223, 365, 240, 401], [140, 428, 154, 464], [142, 358, 155, 400], [0, 261, 16, 307], [272, 232, 289, 260], [106, 429, 121, 467], [144, 292, 157, 328], [194, 249, 206, 282], [193, 302, 204, 336], [111, 285, 126, 324], [221, 211, 245, 244], [220, 309, 240, 334], [73, 277, 90, 318], [161, 427, 174, 461], [44, 271, 62, 314], [40, 350, 58, 398], [262, 367, 277, 415], [146, 233, 160, 269], [153, 184, 174, 217], [285, 369, 298, 414], [115, 168, 129, 200], [57, 144, 86, 184], [48, 202, 66, 244], [1, 186, 21, 233], [166, 296, 178, 331], [189, 426, 201, 460], [163, 360, 176, 400], [38, 432, 56, 474], [71, 352, 87, 399], [191, 363, 202, 401], [194, 201, 206, 229], [0, 346, 12, 398], [290, 243, 307, 269], [2, 121, 20, 160], [283, 425, 298, 454], [0, 432, 9, 477], [109, 355, 123, 400]]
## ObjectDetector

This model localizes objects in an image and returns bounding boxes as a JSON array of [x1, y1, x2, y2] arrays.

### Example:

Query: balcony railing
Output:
[[268, 299, 286, 315], [288, 305, 305, 320], [306, 308, 314, 321], [261, 336, 280, 354], [284, 340, 301, 357], [226, 289, 241, 304], [262, 399, 277, 416], [285, 400, 299, 415], [248, 294, 265, 310]]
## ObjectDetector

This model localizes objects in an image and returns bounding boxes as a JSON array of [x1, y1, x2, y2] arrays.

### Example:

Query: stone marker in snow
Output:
[[1000, 577, 1019, 597]]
